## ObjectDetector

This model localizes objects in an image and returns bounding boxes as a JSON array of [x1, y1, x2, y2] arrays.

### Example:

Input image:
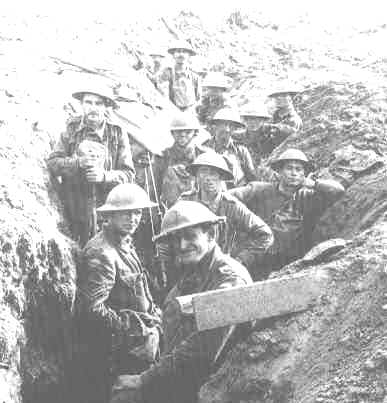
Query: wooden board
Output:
[[176, 270, 329, 331]]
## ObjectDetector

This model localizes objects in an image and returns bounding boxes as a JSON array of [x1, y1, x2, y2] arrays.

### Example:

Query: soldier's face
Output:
[[213, 121, 236, 147], [81, 94, 107, 126], [171, 226, 212, 265], [280, 161, 305, 188], [109, 209, 143, 236], [196, 166, 222, 195], [171, 129, 196, 148], [172, 49, 190, 65]]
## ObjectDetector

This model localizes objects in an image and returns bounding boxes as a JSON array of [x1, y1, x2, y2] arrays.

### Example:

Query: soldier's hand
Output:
[[303, 172, 316, 188], [85, 167, 105, 183]]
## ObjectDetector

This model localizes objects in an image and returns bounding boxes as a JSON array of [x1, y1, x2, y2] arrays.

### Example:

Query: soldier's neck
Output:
[[278, 180, 298, 197]]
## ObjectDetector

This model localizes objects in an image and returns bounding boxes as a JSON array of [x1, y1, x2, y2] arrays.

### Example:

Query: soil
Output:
[[0, 8, 386, 403]]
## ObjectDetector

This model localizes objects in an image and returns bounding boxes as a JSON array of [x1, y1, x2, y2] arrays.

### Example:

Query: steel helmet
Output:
[[202, 72, 230, 90], [149, 48, 166, 58], [154, 201, 225, 241], [210, 108, 246, 129], [72, 83, 117, 108], [186, 151, 234, 181], [240, 103, 271, 120], [97, 183, 157, 213], [270, 148, 314, 173], [267, 85, 302, 98], [170, 113, 201, 131], [167, 40, 196, 56]]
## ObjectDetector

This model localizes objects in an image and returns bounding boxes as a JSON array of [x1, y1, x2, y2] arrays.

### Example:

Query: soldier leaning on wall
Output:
[[72, 183, 162, 403], [47, 85, 135, 246], [230, 148, 345, 279]]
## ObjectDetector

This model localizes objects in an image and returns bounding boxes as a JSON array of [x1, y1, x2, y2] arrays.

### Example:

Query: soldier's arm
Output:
[[228, 182, 257, 206], [78, 248, 151, 338], [104, 129, 135, 184], [226, 196, 273, 265], [239, 145, 257, 182], [47, 131, 80, 177], [140, 273, 248, 403]]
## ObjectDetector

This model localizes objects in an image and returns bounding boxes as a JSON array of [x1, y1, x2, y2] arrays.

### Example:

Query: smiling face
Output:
[[170, 225, 213, 265], [108, 209, 143, 236], [81, 93, 107, 127], [196, 166, 223, 196], [279, 160, 306, 188]]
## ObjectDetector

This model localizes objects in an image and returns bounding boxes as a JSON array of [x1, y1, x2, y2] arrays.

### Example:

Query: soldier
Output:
[[240, 102, 272, 163], [110, 200, 253, 403], [160, 39, 201, 112], [264, 88, 303, 153], [153, 113, 210, 207], [197, 72, 236, 125], [230, 149, 345, 278], [47, 85, 135, 246], [73, 183, 162, 403], [207, 108, 257, 188], [181, 151, 273, 271], [147, 48, 168, 95]]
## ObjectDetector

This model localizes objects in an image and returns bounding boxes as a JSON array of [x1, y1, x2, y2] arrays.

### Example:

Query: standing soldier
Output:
[[264, 87, 303, 153], [197, 72, 236, 125], [160, 39, 201, 112], [147, 48, 168, 95], [208, 108, 257, 188], [240, 102, 272, 163], [73, 183, 162, 403], [153, 113, 209, 207], [47, 85, 135, 246], [230, 148, 345, 278], [110, 200, 253, 403]]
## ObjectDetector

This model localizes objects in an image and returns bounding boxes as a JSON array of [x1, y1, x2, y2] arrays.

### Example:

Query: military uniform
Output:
[[139, 245, 253, 403], [207, 138, 257, 188], [47, 116, 135, 245], [73, 225, 162, 403], [230, 179, 345, 277], [153, 142, 210, 207], [180, 189, 273, 269], [160, 66, 201, 111]]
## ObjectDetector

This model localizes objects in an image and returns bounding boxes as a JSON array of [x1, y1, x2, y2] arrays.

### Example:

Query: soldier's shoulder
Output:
[[214, 251, 253, 285], [179, 189, 198, 200], [83, 231, 114, 260]]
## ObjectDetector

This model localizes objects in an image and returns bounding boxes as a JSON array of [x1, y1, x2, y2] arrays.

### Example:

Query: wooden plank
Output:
[[176, 270, 329, 331]]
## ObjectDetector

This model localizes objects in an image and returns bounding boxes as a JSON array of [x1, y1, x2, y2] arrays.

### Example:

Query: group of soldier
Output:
[[47, 39, 346, 403]]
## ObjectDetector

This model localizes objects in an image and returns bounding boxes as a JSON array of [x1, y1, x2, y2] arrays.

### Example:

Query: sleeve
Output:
[[104, 129, 135, 184], [46, 130, 79, 177], [226, 198, 273, 266], [140, 273, 247, 403], [194, 74, 202, 103], [239, 146, 257, 182], [228, 182, 257, 206], [78, 248, 152, 338]]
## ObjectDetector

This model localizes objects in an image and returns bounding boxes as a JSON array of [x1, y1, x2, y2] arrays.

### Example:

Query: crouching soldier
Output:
[[47, 85, 135, 246], [110, 200, 253, 403], [72, 183, 162, 403], [230, 149, 345, 278]]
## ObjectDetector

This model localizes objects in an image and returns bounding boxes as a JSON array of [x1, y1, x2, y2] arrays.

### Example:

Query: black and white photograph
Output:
[[0, 0, 386, 402]]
